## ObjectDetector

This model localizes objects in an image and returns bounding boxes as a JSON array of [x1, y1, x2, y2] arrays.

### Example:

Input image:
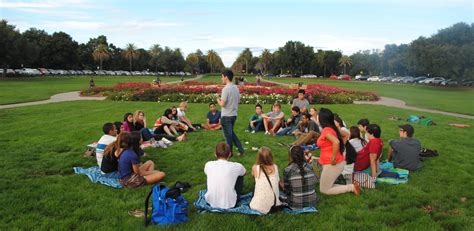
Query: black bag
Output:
[[260, 165, 286, 213], [419, 148, 438, 158], [345, 142, 357, 164]]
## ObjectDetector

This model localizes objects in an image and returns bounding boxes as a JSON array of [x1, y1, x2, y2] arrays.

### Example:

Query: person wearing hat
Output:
[[387, 124, 422, 171]]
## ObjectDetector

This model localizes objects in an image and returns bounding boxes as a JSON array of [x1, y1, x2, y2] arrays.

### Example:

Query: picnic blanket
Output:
[[377, 162, 410, 185], [194, 190, 317, 215], [73, 166, 123, 189]]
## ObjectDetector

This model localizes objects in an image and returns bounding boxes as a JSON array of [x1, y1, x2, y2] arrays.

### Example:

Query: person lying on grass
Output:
[[250, 147, 281, 214], [262, 102, 285, 135], [354, 124, 384, 178], [246, 103, 264, 133], [386, 124, 422, 171], [96, 122, 117, 167], [279, 146, 318, 210], [201, 102, 222, 131], [101, 132, 129, 177], [204, 142, 246, 209], [316, 108, 360, 196], [276, 106, 302, 136], [118, 131, 166, 188]]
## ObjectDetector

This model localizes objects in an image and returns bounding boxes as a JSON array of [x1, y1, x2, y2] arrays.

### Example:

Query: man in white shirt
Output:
[[96, 123, 117, 167], [204, 143, 246, 209], [217, 70, 244, 156]]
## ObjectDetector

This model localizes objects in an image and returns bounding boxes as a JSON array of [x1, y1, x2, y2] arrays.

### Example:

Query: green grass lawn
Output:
[[0, 101, 472, 230], [265, 78, 474, 116], [0, 76, 184, 105]]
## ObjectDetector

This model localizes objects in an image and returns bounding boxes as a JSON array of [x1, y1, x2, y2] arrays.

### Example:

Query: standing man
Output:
[[218, 70, 245, 156]]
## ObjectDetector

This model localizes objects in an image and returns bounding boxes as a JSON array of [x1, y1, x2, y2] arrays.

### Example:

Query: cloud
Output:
[[41, 20, 104, 30], [0, 0, 93, 9]]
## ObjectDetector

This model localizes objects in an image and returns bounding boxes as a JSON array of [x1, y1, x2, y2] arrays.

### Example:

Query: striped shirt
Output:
[[283, 163, 318, 209]]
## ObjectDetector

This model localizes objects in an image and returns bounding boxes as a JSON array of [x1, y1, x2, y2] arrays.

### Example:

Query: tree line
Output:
[[1, 20, 472, 80]]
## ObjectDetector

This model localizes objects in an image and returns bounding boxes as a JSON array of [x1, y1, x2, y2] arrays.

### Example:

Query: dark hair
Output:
[[114, 121, 122, 134], [357, 119, 370, 127], [164, 108, 173, 117], [302, 112, 311, 119], [103, 123, 115, 135], [298, 89, 305, 94], [289, 146, 307, 186], [129, 131, 142, 154], [221, 69, 234, 81], [333, 113, 345, 128], [209, 102, 215, 107], [291, 106, 300, 113], [255, 103, 262, 109], [123, 112, 133, 122], [349, 126, 367, 146], [367, 124, 381, 138], [318, 108, 345, 152], [215, 142, 231, 159]]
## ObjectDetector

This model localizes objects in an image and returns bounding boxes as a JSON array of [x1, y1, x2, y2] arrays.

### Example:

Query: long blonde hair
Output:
[[133, 110, 145, 125], [256, 146, 275, 174]]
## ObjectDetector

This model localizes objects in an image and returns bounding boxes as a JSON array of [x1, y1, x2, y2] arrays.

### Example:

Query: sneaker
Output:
[[251, 130, 255, 134], [161, 138, 173, 146], [264, 131, 270, 135], [157, 140, 168, 149]]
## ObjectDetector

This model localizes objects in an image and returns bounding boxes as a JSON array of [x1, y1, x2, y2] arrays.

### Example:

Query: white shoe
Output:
[[161, 138, 173, 145], [264, 131, 270, 135], [251, 130, 255, 134], [157, 140, 167, 149]]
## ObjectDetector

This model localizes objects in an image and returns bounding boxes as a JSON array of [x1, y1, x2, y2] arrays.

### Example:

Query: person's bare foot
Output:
[[353, 183, 361, 196]]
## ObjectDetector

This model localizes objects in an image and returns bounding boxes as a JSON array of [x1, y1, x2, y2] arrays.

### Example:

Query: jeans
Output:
[[234, 176, 244, 203], [221, 116, 244, 154], [276, 126, 297, 136], [247, 120, 264, 132]]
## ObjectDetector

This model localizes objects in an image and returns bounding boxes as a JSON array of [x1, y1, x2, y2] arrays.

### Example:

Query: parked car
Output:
[[5, 69, 16, 77], [440, 79, 458, 87], [413, 76, 427, 83], [354, 75, 368, 81], [264, 73, 274, 77], [278, 74, 292, 78], [367, 76, 380, 82], [401, 76, 415, 83], [329, 75, 338, 79], [38, 68, 50, 76], [422, 77, 445, 85], [301, 74, 317, 78], [337, 74, 352, 80], [460, 79, 473, 86]]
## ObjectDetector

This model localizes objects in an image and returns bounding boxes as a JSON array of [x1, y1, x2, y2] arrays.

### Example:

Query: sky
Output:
[[1, 0, 473, 66]]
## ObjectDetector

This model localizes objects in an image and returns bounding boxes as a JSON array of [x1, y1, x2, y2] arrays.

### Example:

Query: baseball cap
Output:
[[398, 124, 414, 137]]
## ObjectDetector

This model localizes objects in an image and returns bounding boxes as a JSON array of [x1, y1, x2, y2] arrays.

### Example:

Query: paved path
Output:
[[0, 75, 204, 110], [262, 78, 474, 120]]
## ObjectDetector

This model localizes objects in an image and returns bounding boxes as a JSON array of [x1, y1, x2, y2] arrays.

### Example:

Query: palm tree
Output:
[[149, 44, 162, 72], [92, 44, 110, 70], [339, 55, 352, 74], [207, 50, 218, 73], [186, 53, 200, 74], [240, 48, 252, 74], [260, 49, 272, 73], [122, 43, 139, 72]]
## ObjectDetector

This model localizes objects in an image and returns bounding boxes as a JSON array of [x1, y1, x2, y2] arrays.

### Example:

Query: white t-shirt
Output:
[[176, 108, 186, 120], [96, 135, 116, 167], [349, 138, 364, 152], [204, 159, 246, 209]]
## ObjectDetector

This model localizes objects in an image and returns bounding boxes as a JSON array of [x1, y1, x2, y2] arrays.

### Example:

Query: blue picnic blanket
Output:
[[377, 162, 410, 185], [73, 166, 123, 189], [194, 190, 317, 215]]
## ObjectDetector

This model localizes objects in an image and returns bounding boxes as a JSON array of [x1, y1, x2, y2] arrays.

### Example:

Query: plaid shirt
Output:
[[284, 163, 318, 209]]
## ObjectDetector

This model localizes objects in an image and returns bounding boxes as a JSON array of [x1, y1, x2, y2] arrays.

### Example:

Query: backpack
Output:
[[419, 148, 439, 158], [419, 118, 434, 126], [145, 184, 189, 226], [407, 115, 420, 123]]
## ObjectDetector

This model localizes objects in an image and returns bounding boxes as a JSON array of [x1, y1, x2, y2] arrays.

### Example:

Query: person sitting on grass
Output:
[[101, 132, 130, 177], [279, 146, 318, 210], [96, 122, 118, 167], [204, 142, 246, 209], [354, 124, 384, 178], [292, 112, 319, 137], [276, 106, 302, 136], [334, 114, 350, 144], [317, 108, 360, 196], [177, 101, 200, 132], [291, 89, 310, 113], [262, 102, 285, 135], [357, 119, 370, 141], [247, 104, 264, 133], [131, 110, 160, 143], [152, 108, 186, 143], [118, 131, 166, 188], [250, 147, 281, 214], [171, 106, 189, 133], [114, 121, 123, 134], [122, 112, 134, 133], [202, 102, 222, 131], [342, 126, 367, 176], [386, 124, 422, 171]]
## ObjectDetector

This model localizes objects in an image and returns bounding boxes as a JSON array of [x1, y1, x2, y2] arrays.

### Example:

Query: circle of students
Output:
[[94, 70, 423, 214]]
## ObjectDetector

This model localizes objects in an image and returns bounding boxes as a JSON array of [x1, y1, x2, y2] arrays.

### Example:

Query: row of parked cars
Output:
[[3, 68, 193, 77], [357, 75, 473, 87]]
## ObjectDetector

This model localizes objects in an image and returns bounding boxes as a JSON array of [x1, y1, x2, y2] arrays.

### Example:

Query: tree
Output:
[[92, 44, 110, 70], [207, 50, 218, 73], [259, 49, 272, 73], [41, 32, 79, 69], [149, 44, 162, 71], [339, 55, 352, 74], [122, 43, 138, 72]]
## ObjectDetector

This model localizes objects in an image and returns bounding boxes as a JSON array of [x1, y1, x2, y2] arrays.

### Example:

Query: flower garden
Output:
[[80, 81, 379, 104]]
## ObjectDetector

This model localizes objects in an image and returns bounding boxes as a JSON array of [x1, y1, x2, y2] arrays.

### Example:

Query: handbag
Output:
[[260, 165, 285, 213], [352, 172, 376, 189]]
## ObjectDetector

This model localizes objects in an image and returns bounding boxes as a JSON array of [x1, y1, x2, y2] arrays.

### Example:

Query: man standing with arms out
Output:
[[218, 70, 245, 156]]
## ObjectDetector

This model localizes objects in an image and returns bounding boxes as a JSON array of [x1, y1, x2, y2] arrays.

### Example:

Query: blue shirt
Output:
[[118, 149, 141, 178], [207, 110, 221, 124]]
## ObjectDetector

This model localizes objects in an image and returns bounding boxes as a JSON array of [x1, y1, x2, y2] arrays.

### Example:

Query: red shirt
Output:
[[317, 127, 345, 165], [354, 138, 383, 171]]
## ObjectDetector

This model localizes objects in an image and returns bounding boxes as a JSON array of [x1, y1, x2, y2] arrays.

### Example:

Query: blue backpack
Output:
[[145, 184, 188, 226], [407, 115, 420, 123]]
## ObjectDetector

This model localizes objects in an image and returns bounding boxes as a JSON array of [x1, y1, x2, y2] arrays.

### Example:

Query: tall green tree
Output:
[[207, 50, 218, 73], [339, 55, 352, 74], [122, 43, 138, 72], [149, 44, 162, 71], [92, 44, 110, 70]]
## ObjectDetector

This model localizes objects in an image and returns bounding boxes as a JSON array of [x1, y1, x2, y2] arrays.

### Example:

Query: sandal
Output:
[[128, 209, 145, 218]]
